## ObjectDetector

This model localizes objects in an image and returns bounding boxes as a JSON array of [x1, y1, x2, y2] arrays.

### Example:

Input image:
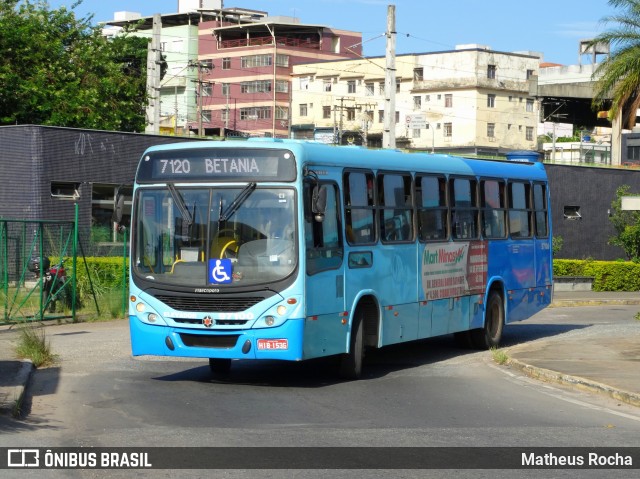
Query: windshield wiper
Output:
[[220, 182, 256, 222], [167, 183, 193, 226]]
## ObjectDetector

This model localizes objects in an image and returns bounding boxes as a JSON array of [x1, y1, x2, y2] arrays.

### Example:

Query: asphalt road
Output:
[[2, 307, 640, 478]]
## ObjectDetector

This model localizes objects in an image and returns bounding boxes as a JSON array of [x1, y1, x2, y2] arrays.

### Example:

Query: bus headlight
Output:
[[277, 305, 287, 316], [148, 313, 158, 323], [265, 315, 275, 326]]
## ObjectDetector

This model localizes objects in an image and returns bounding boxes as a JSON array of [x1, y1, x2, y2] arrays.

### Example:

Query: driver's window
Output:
[[304, 182, 343, 275]]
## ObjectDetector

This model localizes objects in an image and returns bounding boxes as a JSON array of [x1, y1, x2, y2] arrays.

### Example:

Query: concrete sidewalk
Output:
[[2, 291, 640, 415]]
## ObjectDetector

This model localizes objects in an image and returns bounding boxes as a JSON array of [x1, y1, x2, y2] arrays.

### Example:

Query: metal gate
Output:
[[0, 207, 90, 323]]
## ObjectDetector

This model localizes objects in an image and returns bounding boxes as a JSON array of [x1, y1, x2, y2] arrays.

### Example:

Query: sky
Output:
[[46, 0, 619, 65]]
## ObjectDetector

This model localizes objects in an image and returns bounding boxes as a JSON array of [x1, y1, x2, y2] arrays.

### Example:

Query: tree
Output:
[[609, 185, 640, 260], [0, 0, 149, 131], [589, 0, 640, 128]]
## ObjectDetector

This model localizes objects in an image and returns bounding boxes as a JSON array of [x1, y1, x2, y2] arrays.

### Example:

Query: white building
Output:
[[291, 45, 541, 154]]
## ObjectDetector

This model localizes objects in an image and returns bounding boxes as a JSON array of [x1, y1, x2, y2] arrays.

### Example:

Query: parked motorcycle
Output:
[[27, 256, 73, 312]]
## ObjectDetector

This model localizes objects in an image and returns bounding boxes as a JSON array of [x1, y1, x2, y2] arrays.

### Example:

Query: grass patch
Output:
[[635, 311, 640, 321], [490, 347, 510, 365], [14, 324, 58, 367]]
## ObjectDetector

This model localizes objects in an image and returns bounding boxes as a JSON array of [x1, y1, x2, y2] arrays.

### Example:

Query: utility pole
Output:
[[383, 4, 396, 149], [145, 14, 162, 134], [189, 60, 214, 137]]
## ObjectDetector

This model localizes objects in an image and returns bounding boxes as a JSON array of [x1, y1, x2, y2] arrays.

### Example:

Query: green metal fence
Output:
[[0, 205, 109, 324]]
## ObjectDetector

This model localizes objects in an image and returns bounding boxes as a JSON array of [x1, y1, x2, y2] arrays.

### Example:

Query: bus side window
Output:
[[304, 182, 343, 275], [508, 181, 532, 238], [481, 179, 507, 238], [451, 177, 479, 240], [416, 175, 448, 241], [378, 172, 413, 243], [343, 170, 376, 244], [533, 183, 548, 237]]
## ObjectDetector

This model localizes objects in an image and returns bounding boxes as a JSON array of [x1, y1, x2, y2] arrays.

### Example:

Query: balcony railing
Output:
[[219, 35, 320, 50]]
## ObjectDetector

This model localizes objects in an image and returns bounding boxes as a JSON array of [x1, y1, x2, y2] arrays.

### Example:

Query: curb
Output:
[[551, 299, 640, 308], [508, 358, 640, 408], [0, 360, 34, 417]]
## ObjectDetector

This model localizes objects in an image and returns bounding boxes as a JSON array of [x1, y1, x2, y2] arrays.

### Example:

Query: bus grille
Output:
[[156, 295, 263, 312], [179, 333, 239, 349]]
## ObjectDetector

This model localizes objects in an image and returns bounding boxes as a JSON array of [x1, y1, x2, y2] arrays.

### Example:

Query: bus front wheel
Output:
[[209, 358, 232, 376], [338, 311, 364, 379], [471, 291, 504, 350]]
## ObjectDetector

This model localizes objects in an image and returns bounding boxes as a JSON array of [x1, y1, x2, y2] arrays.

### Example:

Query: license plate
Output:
[[257, 339, 288, 350]]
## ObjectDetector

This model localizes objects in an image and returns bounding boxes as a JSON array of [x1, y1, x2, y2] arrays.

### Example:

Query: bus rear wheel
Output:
[[471, 291, 504, 350], [338, 310, 364, 380]]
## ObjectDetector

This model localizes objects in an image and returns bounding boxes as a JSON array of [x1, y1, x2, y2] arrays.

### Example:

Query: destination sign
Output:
[[136, 148, 296, 183]]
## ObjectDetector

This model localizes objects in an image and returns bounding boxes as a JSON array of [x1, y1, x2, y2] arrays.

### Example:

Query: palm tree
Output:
[[590, 0, 640, 129]]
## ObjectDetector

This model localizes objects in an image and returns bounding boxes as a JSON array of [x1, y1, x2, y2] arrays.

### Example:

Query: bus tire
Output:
[[471, 291, 504, 350], [209, 358, 232, 376], [338, 310, 364, 380]]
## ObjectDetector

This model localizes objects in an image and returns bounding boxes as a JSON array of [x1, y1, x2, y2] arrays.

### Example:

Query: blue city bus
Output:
[[126, 139, 552, 378]]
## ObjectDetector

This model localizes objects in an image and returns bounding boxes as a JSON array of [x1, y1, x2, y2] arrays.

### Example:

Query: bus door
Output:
[[302, 181, 347, 359]]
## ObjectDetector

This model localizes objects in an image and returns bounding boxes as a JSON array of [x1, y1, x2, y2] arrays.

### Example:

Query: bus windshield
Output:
[[132, 186, 297, 287]]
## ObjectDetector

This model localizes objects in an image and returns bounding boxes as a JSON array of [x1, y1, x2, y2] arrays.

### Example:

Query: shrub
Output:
[[554, 259, 640, 291]]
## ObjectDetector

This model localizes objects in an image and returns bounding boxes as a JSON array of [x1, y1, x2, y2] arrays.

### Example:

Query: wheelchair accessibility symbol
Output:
[[208, 258, 233, 284]]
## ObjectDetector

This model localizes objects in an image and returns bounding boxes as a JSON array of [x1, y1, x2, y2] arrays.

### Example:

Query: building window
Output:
[[241, 54, 272, 68], [444, 122, 452, 137], [378, 110, 384, 123], [563, 205, 582, 220], [221, 83, 230, 97], [396, 82, 400, 93], [201, 110, 211, 122], [379, 81, 385, 95], [526, 69, 535, 79], [300, 76, 310, 90], [201, 83, 212, 96], [322, 106, 331, 119], [395, 111, 400, 124], [300, 104, 308, 117], [425, 95, 430, 102], [365, 82, 374, 96], [487, 94, 496, 108], [445, 94, 452, 108], [347, 107, 356, 121], [628, 146, 640, 160], [276, 54, 289, 67], [413, 96, 422, 110], [487, 123, 495, 138], [51, 182, 80, 199], [323, 79, 332, 92], [526, 98, 534, 112], [414, 68, 424, 81], [412, 128, 421, 138], [275, 106, 288, 120], [275, 80, 289, 93], [487, 64, 496, 79], [222, 57, 231, 70], [240, 107, 271, 120], [241, 80, 271, 94], [348, 80, 356, 93], [526, 126, 534, 141]]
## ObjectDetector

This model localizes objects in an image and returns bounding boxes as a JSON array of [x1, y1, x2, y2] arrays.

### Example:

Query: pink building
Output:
[[195, 8, 362, 138]]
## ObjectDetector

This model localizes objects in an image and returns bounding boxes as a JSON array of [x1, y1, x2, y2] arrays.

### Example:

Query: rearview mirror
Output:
[[311, 185, 327, 222]]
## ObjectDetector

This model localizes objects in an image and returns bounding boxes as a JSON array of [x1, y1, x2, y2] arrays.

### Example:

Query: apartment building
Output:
[[196, 14, 362, 138], [291, 46, 541, 153]]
